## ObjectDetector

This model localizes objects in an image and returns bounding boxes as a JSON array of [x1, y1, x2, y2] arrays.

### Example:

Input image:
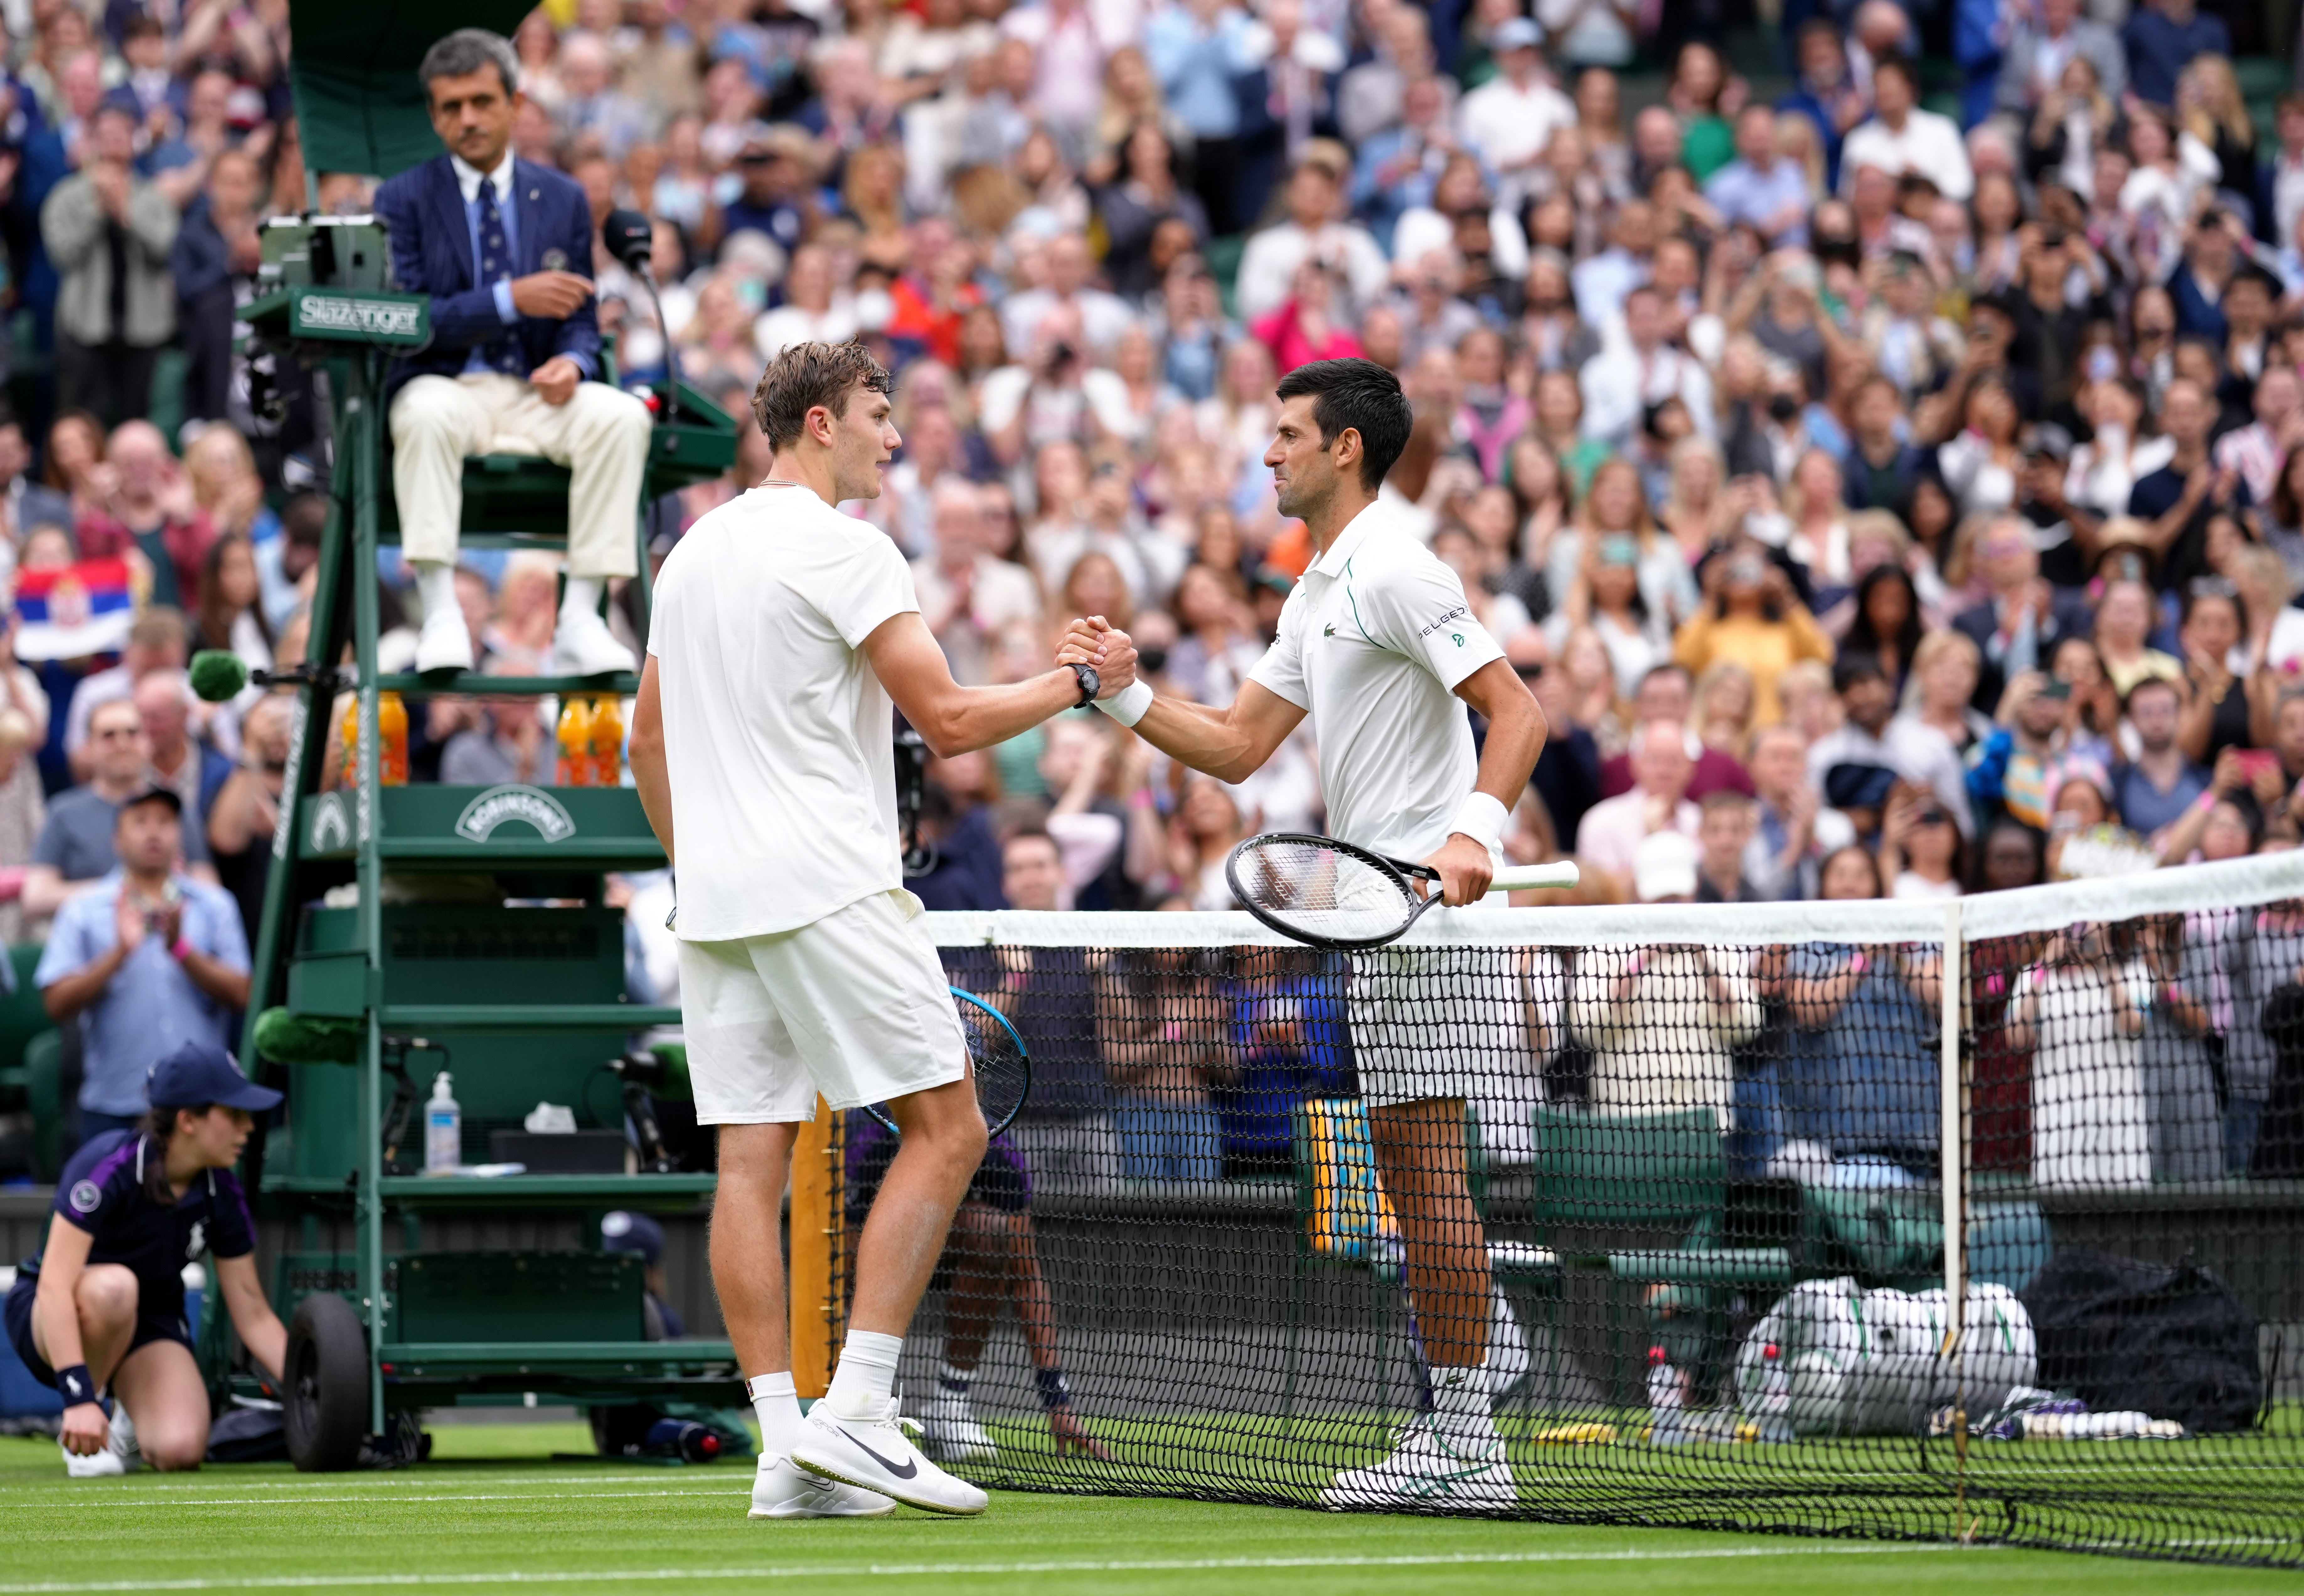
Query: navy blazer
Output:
[[373, 154, 600, 400]]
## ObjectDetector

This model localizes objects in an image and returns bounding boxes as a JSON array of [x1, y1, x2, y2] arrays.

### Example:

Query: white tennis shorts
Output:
[[1350, 891, 1513, 1109], [678, 888, 969, 1123]]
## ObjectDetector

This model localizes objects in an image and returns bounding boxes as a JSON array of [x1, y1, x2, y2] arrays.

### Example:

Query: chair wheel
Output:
[[284, 1292, 368, 1471]]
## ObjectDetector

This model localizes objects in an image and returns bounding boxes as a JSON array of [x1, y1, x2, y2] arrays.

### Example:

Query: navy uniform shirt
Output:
[[17, 1130, 254, 1324]]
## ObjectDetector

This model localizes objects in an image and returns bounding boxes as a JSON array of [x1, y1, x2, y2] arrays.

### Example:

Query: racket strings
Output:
[[1236, 838, 1416, 944], [959, 1002, 1030, 1128]]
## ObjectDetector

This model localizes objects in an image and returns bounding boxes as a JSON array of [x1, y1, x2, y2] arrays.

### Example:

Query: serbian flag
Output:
[[14, 559, 134, 660]]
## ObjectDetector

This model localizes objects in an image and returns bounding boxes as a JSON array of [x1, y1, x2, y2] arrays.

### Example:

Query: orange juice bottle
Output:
[[589, 695, 625, 787], [377, 692, 409, 786], [556, 697, 594, 786], [339, 695, 359, 785]]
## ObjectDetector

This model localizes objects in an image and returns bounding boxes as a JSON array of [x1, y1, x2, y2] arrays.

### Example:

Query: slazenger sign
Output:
[[454, 785, 577, 843], [296, 294, 423, 338]]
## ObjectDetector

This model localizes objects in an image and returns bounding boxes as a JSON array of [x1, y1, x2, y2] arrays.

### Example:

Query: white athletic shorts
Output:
[[1350, 890, 1512, 1109], [678, 887, 968, 1123]]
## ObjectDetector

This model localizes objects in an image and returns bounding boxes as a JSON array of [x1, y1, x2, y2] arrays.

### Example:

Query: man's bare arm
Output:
[[1055, 620, 1302, 784], [866, 611, 1137, 757], [629, 656, 674, 867]]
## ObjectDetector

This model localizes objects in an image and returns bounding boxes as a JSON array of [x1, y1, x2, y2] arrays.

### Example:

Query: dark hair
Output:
[[1844, 564, 1925, 673], [419, 28, 520, 98], [2180, 576, 2249, 635], [1273, 358, 1413, 490], [1871, 54, 1918, 94], [1004, 825, 1057, 854], [1818, 842, 1884, 899], [2122, 673, 2182, 712], [1833, 651, 1889, 694], [1972, 819, 2046, 893], [134, 1105, 199, 1206], [751, 338, 893, 452], [198, 535, 273, 655]]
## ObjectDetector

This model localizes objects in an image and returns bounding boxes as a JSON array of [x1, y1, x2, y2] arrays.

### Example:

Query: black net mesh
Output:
[[833, 892, 2303, 1565]]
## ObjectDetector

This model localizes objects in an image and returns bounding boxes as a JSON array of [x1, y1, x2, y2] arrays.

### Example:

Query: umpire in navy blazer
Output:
[[375, 27, 653, 679]]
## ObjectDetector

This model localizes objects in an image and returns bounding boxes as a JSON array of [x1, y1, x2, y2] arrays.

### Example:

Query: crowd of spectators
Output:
[[0, 0, 2300, 1189]]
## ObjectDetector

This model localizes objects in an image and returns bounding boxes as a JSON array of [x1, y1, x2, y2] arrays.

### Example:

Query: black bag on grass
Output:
[[2021, 1247, 2262, 1433], [205, 1404, 288, 1463]]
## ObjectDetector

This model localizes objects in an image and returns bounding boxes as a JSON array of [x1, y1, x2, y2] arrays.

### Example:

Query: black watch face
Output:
[[1076, 664, 1099, 703]]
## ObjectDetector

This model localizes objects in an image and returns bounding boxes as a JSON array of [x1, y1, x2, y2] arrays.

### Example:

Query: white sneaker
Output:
[[748, 1453, 897, 1519], [790, 1399, 989, 1516], [918, 1383, 999, 1465], [550, 607, 636, 678], [1319, 1416, 1516, 1512], [1486, 1289, 1530, 1397], [413, 605, 476, 674], [61, 1403, 142, 1477]]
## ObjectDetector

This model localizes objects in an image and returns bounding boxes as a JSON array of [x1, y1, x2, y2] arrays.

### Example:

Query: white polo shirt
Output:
[[1247, 499, 1504, 863], [648, 483, 917, 941]]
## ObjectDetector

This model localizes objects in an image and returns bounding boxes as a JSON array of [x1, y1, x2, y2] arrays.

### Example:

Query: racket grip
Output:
[[1488, 861, 1581, 893]]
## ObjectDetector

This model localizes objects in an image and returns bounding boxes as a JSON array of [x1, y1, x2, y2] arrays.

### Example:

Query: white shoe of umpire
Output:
[[918, 1383, 1000, 1465], [790, 1398, 989, 1516], [1318, 1415, 1516, 1513], [550, 607, 636, 678], [748, 1453, 897, 1519], [413, 604, 476, 674], [61, 1406, 139, 1478]]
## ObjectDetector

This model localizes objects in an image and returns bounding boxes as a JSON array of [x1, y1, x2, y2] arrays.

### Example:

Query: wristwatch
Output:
[[1067, 662, 1100, 707]]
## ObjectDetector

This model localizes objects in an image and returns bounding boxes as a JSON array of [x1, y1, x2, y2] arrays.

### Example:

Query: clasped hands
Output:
[[1054, 614, 1140, 703]]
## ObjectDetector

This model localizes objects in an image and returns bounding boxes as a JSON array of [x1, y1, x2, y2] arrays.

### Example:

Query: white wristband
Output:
[[1098, 678, 1155, 728], [1449, 791, 1509, 853]]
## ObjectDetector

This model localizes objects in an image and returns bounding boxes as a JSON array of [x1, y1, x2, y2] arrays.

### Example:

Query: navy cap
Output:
[[148, 1041, 283, 1114], [602, 1210, 664, 1265]]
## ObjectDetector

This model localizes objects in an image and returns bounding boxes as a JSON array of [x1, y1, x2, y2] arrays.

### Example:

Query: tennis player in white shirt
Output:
[[630, 338, 1139, 1520], [1059, 357, 1549, 1509]]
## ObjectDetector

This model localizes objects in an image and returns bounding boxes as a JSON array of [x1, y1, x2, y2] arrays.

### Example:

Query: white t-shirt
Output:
[[647, 484, 918, 941], [1247, 499, 1504, 861]]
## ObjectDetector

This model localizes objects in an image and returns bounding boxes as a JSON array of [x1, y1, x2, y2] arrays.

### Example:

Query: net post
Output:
[[789, 1095, 844, 1399], [1939, 898, 1970, 1539]]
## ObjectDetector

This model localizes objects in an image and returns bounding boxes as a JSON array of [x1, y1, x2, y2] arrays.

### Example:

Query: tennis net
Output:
[[793, 856, 2304, 1565]]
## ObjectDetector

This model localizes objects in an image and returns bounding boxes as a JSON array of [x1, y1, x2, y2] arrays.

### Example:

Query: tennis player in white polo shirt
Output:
[[630, 338, 1138, 1521], [1059, 357, 1549, 1509]]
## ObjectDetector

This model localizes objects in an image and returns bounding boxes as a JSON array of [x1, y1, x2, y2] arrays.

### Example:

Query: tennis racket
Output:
[[862, 986, 1032, 1137], [1226, 832, 1580, 951]]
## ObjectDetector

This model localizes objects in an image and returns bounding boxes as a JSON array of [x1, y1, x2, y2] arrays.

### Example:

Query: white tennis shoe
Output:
[[1319, 1415, 1516, 1512], [413, 604, 476, 674], [790, 1398, 989, 1515], [918, 1383, 1000, 1465], [61, 1405, 139, 1478], [550, 607, 636, 678], [748, 1453, 896, 1519]]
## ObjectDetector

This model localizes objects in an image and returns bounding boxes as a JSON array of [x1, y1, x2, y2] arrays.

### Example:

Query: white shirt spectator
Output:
[[1807, 716, 1975, 838], [1234, 218, 1391, 322], [1578, 342, 1717, 450], [754, 299, 860, 361], [1838, 110, 1975, 201], [1572, 789, 1700, 883], [999, 286, 1139, 361], [1455, 71, 1575, 176]]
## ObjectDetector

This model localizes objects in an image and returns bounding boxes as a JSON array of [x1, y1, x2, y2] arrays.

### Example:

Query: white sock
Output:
[[746, 1371, 803, 1459], [560, 575, 605, 624], [825, 1329, 904, 1419], [414, 561, 459, 628], [1429, 1363, 1497, 1444]]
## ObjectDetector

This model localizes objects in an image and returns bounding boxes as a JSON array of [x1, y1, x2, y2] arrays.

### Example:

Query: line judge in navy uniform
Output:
[[5, 1044, 287, 1475], [376, 27, 653, 679]]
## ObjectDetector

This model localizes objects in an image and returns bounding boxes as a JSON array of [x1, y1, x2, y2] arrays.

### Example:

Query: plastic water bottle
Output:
[[588, 695, 625, 787], [1760, 1342, 1791, 1415], [425, 1073, 461, 1174], [1647, 1346, 1683, 1410], [556, 698, 595, 787]]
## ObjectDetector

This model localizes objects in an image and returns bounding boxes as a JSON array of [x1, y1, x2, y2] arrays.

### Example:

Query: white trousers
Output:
[[389, 372, 651, 578]]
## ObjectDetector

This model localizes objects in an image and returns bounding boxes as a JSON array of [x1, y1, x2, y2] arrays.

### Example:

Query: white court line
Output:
[[17, 1488, 738, 1509], [0, 1474, 723, 1495], [0, 1544, 1962, 1593]]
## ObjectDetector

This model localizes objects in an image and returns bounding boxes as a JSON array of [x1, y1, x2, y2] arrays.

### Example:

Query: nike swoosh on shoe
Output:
[[838, 1426, 920, 1480]]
